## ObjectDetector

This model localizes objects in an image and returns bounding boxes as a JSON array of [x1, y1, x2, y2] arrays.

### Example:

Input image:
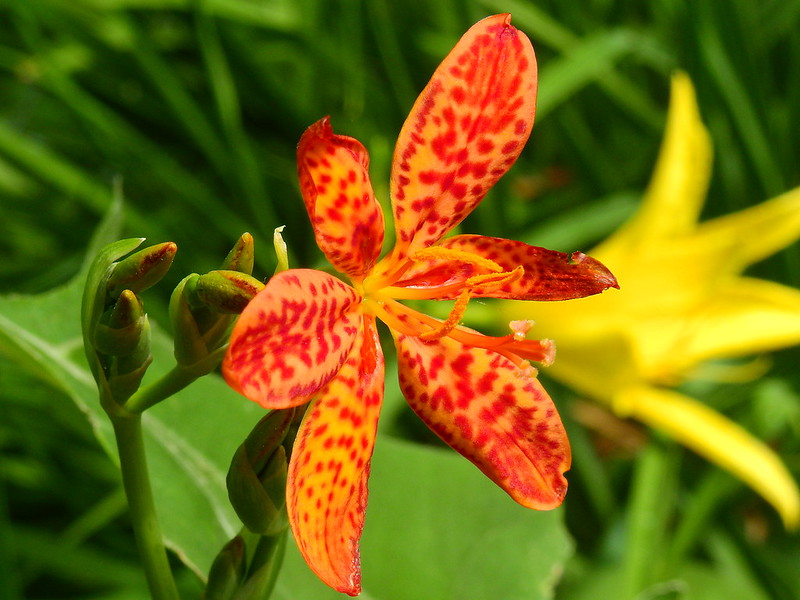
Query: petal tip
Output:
[[570, 251, 620, 291]]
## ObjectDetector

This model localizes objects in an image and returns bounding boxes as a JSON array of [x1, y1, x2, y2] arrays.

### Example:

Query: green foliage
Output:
[[1, 0, 799, 598], [275, 439, 572, 600]]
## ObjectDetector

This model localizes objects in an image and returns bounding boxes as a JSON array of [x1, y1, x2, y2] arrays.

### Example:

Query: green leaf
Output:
[[274, 436, 573, 600], [537, 29, 644, 120]]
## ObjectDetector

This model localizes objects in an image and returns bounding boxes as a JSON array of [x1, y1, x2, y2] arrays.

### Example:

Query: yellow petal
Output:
[[614, 385, 800, 528], [540, 331, 639, 404], [691, 186, 800, 275], [677, 277, 800, 366], [598, 71, 712, 258]]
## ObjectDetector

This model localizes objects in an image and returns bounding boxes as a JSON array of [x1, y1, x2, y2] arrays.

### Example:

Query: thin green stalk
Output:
[[125, 365, 200, 414], [564, 416, 615, 521], [233, 531, 287, 600], [112, 413, 180, 600], [0, 461, 22, 600], [621, 442, 678, 599], [664, 470, 739, 571]]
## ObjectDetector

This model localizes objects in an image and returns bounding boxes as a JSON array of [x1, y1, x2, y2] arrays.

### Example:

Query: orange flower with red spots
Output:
[[223, 14, 617, 595]]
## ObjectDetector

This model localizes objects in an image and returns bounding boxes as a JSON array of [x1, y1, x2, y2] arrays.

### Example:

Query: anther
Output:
[[410, 246, 504, 273]]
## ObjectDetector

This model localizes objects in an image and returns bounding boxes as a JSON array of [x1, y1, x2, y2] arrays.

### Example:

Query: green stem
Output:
[[621, 442, 678, 599], [125, 365, 199, 414], [233, 530, 287, 600], [112, 413, 180, 600]]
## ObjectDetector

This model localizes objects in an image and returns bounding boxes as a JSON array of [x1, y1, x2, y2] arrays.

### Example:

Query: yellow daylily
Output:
[[501, 72, 800, 527]]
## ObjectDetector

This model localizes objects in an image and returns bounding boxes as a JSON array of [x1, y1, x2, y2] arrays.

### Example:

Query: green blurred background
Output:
[[1, 0, 798, 598]]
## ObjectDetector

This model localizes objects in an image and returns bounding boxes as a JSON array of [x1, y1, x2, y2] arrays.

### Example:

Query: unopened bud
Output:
[[227, 409, 295, 534], [204, 536, 247, 600], [222, 233, 255, 275], [195, 270, 265, 314], [93, 290, 147, 356], [106, 242, 177, 298], [171, 267, 264, 369], [170, 274, 208, 367], [106, 316, 153, 402]]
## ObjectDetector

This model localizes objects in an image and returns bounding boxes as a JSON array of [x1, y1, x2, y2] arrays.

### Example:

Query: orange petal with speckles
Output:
[[287, 316, 384, 597], [388, 14, 537, 261], [223, 269, 362, 409], [298, 117, 385, 279], [396, 235, 619, 300], [393, 332, 570, 509]]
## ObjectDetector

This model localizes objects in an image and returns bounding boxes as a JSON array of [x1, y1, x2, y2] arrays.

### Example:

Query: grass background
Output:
[[1, 0, 799, 598]]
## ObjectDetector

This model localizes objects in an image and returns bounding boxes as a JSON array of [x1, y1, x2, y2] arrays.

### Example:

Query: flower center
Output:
[[357, 246, 551, 365]]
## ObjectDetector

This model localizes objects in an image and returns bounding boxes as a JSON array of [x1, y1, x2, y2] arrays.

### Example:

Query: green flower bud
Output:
[[204, 536, 246, 600], [170, 274, 209, 368], [171, 267, 263, 370], [195, 270, 265, 315], [106, 316, 153, 402], [93, 290, 147, 356], [221, 232, 255, 275], [227, 409, 295, 535], [106, 242, 177, 298]]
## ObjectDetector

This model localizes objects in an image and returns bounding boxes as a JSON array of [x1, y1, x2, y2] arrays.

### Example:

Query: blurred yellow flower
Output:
[[503, 72, 800, 527]]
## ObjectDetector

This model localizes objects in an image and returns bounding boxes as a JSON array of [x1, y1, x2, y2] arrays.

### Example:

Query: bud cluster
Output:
[[82, 233, 264, 411], [205, 406, 302, 599], [83, 241, 176, 406]]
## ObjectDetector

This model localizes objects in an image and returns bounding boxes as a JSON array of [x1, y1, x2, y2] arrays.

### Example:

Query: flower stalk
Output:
[[111, 413, 181, 600]]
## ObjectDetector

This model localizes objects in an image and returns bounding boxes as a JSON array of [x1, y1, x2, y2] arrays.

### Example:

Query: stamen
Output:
[[410, 246, 504, 273], [510, 319, 536, 341], [362, 296, 429, 338], [383, 264, 524, 300], [419, 288, 471, 341], [415, 267, 523, 341], [374, 298, 554, 367], [463, 265, 524, 290]]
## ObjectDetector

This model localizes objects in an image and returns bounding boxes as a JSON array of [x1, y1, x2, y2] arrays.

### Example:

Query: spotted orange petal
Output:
[[298, 117, 385, 279], [222, 269, 362, 409], [287, 315, 384, 596], [395, 235, 618, 300], [387, 14, 537, 261], [393, 332, 570, 509]]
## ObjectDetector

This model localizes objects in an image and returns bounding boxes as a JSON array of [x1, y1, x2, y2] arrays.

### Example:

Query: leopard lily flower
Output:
[[501, 72, 800, 528], [223, 14, 617, 595]]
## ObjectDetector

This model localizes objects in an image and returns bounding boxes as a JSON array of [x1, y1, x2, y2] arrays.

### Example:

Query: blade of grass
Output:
[[693, 2, 785, 197], [0, 472, 23, 600], [664, 469, 740, 572], [521, 192, 638, 250], [114, 13, 233, 177], [20, 488, 129, 584], [0, 120, 117, 218], [622, 442, 678, 599], [478, 0, 663, 129], [8, 5, 250, 239], [14, 526, 146, 589], [74, 0, 301, 30], [537, 29, 644, 120], [703, 531, 772, 600], [564, 410, 616, 522], [366, 0, 418, 117], [193, 3, 276, 231]]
